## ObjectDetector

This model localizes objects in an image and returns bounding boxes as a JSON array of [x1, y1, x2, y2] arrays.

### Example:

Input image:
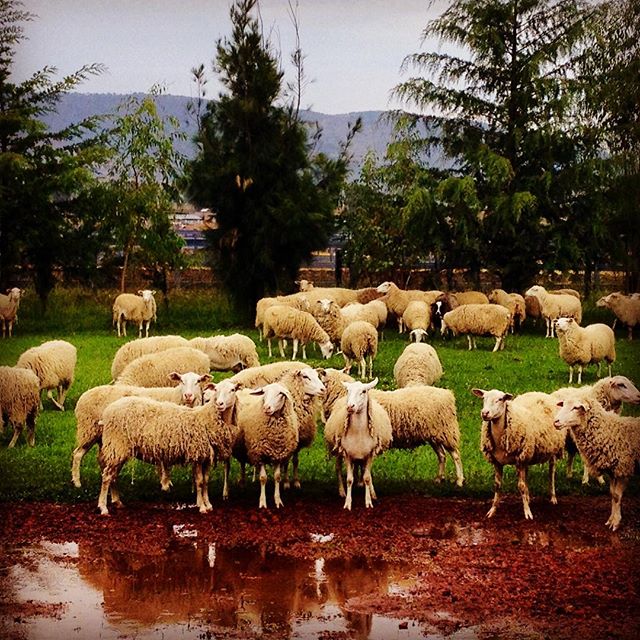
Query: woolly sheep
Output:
[[452, 290, 489, 305], [441, 303, 510, 352], [324, 378, 392, 509], [554, 391, 640, 531], [488, 289, 520, 333], [190, 333, 260, 371], [262, 305, 334, 360], [508, 292, 526, 331], [0, 287, 21, 337], [366, 299, 388, 338], [0, 366, 40, 447], [371, 385, 464, 487], [402, 300, 432, 342], [112, 290, 157, 338], [393, 343, 443, 388], [596, 292, 640, 340], [340, 302, 380, 329], [524, 285, 582, 338], [255, 294, 309, 340], [555, 317, 615, 384], [115, 346, 210, 388], [229, 361, 310, 389], [16, 339, 77, 410], [72, 371, 212, 488], [471, 388, 568, 520], [341, 320, 378, 379], [376, 282, 443, 332], [111, 335, 190, 381], [317, 367, 355, 419], [294, 280, 364, 307], [311, 298, 346, 346]]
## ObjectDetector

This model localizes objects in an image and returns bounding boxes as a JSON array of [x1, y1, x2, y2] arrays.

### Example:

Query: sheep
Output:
[[0, 366, 40, 447], [508, 292, 527, 331], [16, 339, 77, 410], [317, 367, 355, 419], [376, 282, 443, 332], [295, 280, 363, 307], [393, 343, 443, 388], [324, 378, 392, 509], [596, 292, 640, 340], [262, 305, 334, 360], [0, 287, 21, 337], [554, 317, 615, 384], [71, 371, 211, 488], [189, 333, 260, 371], [431, 292, 458, 331], [366, 299, 388, 338], [402, 300, 432, 342], [340, 320, 378, 379], [452, 290, 489, 305], [371, 385, 464, 487], [310, 298, 346, 346], [340, 302, 380, 329], [115, 346, 210, 388], [441, 303, 511, 352], [110, 335, 190, 381], [554, 390, 640, 531], [524, 285, 582, 338], [229, 361, 310, 389], [112, 289, 157, 338], [488, 289, 519, 333], [97, 378, 240, 516], [255, 294, 309, 340], [471, 388, 568, 520]]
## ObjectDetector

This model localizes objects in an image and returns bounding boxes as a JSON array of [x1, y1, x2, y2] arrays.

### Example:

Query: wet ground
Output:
[[1, 493, 639, 639]]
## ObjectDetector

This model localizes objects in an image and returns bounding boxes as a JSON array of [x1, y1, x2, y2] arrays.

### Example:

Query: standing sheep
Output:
[[0, 366, 40, 447], [190, 333, 260, 371], [452, 290, 489, 305], [596, 292, 640, 340], [311, 298, 346, 347], [341, 320, 378, 379], [255, 294, 309, 340], [376, 282, 442, 333], [340, 302, 380, 330], [16, 340, 77, 410], [0, 287, 21, 337], [441, 304, 511, 352], [524, 285, 582, 338], [111, 335, 189, 381], [402, 300, 432, 342], [488, 289, 519, 333], [393, 343, 443, 388], [112, 290, 157, 338]]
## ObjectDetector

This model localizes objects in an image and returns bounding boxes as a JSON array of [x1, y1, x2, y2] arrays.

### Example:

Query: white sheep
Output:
[[366, 298, 388, 339], [0, 366, 40, 447], [0, 287, 21, 337], [311, 298, 345, 346], [255, 293, 309, 340], [340, 320, 378, 379], [402, 300, 432, 342], [324, 378, 392, 509], [554, 390, 640, 531], [115, 346, 210, 387], [262, 305, 334, 360], [376, 282, 443, 333], [555, 317, 615, 384], [441, 303, 511, 351], [393, 343, 443, 388], [16, 339, 77, 410], [189, 333, 260, 371], [317, 367, 355, 419], [452, 290, 489, 305], [471, 388, 568, 520], [111, 335, 190, 381], [229, 361, 310, 389], [340, 302, 380, 330], [596, 292, 640, 340], [371, 385, 464, 487], [112, 289, 157, 338], [524, 285, 582, 338], [488, 289, 523, 333]]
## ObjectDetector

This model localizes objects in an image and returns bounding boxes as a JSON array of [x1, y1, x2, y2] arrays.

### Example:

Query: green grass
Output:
[[1, 288, 638, 507]]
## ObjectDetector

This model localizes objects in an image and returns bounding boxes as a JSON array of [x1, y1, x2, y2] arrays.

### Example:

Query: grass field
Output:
[[1, 287, 638, 508]]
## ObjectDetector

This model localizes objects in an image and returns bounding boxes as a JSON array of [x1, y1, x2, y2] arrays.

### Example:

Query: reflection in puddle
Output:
[[1, 539, 426, 639]]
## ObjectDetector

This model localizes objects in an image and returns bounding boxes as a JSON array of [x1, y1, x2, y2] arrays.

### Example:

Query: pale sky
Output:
[[15, 0, 452, 114]]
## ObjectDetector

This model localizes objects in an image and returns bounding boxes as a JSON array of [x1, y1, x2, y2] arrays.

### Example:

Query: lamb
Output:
[[554, 391, 640, 531], [97, 378, 240, 515], [0, 287, 21, 337], [393, 343, 443, 388], [471, 388, 568, 520], [16, 339, 77, 410], [72, 371, 211, 488], [110, 335, 189, 381], [376, 282, 443, 333], [596, 292, 640, 340], [311, 298, 346, 346], [524, 285, 582, 338], [371, 385, 464, 487], [115, 346, 210, 388], [189, 333, 260, 371], [323, 378, 392, 509], [112, 289, 157, 338], [441, 303, 510, 352], [0, 366, 40, 447], [340, 320, 378, 379], [402, 300, 432, 342], [554, 317, 615, 384], [262, 305, 334, 360], [255, 293, 309, 340]]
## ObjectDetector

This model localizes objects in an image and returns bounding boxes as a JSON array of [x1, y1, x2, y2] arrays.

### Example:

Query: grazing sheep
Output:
[[524, 285, 582, 338], [255, 294, 309, 340], [555, 317, 616, 384], [341, 320, 378, 379], [262, 305, 334, 360], [441, 303, 511, 352], [190, 333, 260, 371], [402, 300, 432, 342], [71, 371, 211, 488], [115, 346, 210, 388], [452, 290, 489, 305], [340, 302, 380, 330], [112, 290, 157, 338], [596, 292, 640, 340], [0, 366, 40, 447], [16, 339, 77, 410], [0, 287, 21, 337], [554, 391, 640, 531], [324, 378, 392, 509], [371, 386, 464, 487], [393, 343, 443, 388], [311, 298, 346, 346], [471, 388, 568, 520], [376, 282, 443, 333], [111, 335, 190, 381]]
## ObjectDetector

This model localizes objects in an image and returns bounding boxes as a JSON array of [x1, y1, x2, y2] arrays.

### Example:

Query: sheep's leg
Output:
[[48, 390, 65, 411], [362, 456, 374, 509], [487, 464, 503, 518], [158, 462, 173, 491], [71, 438, 99, 488], [492, 336, 501, 352], [258, 463, 268, 509], [367, 355, 373, 379], [26, 410, 37, 447], [98, 464, 120, 516], [577, 365, 583, 385], [628, 326, 632, 341], [335, 456, 346, 498], [202, 460, 213, 511], [343, 457, 354, 510], [342, 356, 352, 375], [122, 319, 127, 337], [273, 463, 284, 508], [8, 423, 22, 448], [606, 476, 628, 531], [517, 465, 533, 520], [57, 382, 70, 410], [607, 362, 612, 377], [467, 335, 473, 351], [568, 366, 574, 385], [222, 459, 230, 500], [359, 357, 366, 380], [283, 459, 291, 490], [109, 482, 123, 509], [291, 338, 299, 360], [301, 342, 307, 360], [267, 337, 273, 358], [292, 451, 301, 489], [193, 463, 207, 513], [431, 443, 446, 483], [548, 456, 557, 505], [450, 448, 465, 487]]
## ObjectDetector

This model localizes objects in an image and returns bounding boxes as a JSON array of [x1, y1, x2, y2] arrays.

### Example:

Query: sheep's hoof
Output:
[[283, 481, 291, 490], [72, 480, 81, 489], [597, 475, 606, 486], [524, 510, 534, 520], [293, 480, 301, 490], [486, 507, 496, 518], [98, 508, 110, 516], [434, 476, 443, 484], [550, 496, 558, 505]]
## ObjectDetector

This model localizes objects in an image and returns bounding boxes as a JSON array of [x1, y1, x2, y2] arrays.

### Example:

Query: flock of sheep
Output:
[[0, 282, 639, 531]]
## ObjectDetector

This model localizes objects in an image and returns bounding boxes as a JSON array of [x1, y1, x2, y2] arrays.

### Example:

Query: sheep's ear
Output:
[[203, 382, 216, 391], [556, 400, 564, 407], [168, 372, 181, 381], [502, 393, 514, 401], [249, 387, 265, 396], [471, 388, 485, 398], [138, 289, 144, 295], [199, 373, 212, 383], [232, 382, 243, 391]]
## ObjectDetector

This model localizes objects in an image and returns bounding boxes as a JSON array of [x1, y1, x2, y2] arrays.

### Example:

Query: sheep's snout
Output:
[[183, 393, 196, 407], [481, 410, 492, 421]]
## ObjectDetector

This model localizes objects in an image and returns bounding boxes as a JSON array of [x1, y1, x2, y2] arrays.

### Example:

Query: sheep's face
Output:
[[555, 317, 575, 335], [343, 378, 378, 415], [7, 287, 21, 302], [169, 371, 211, 407], [139, 289, 156, 303], [524, 285, 543, 298], [317, 298, 333, 313], [296, 279, 313, 292], [376, 282, 392, 294], [554, 398, 587, 430], [297, 368, 326, 397], [471, 388, 512, 422], [252, 382, 291, 417], [320, 341, 334, 360], [595, 295, 609, 308], [607, 376, 640, 405], [213, 379, 240, 411]]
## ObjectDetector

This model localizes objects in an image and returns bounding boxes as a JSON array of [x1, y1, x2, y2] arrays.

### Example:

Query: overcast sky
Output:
[[15, 0, 452, 114]]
